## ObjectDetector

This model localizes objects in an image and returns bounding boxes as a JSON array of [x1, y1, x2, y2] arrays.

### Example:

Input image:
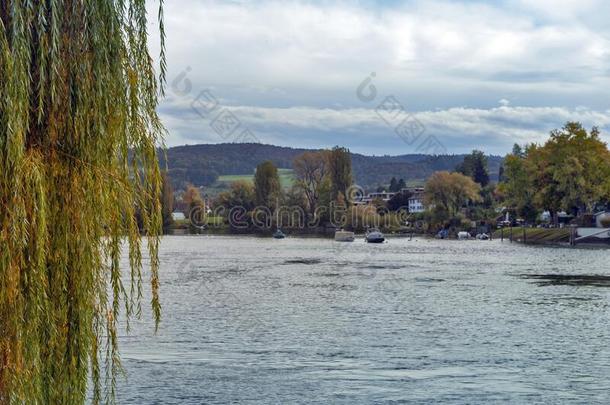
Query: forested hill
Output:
[[161, 143, 503, 190]]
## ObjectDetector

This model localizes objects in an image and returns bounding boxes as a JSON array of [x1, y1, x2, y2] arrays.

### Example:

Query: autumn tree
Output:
[[254, 161, 282, 211], [216, 181, 256, 229], [0, 2, 165, 403], [182, 185, 204, 210], [293, 151, 329, 218], [216, 180, 256, 211], [328, 146, 353, 204], [527, 122, 610, 218], [182, 184, 206, 229], [424, 171, 482, 216], [497, 145, 537, 222]]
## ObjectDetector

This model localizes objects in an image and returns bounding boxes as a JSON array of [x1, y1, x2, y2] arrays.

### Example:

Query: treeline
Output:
[[165, 121, 610, 234], [351, 153, 502, 189], [420, 121, 610, 232], [497, 122, 610, 223], [211, 147, 355, 230], [160, 143, 301, 189], [203, 146, 492, 233], [160, 142, 503, 191]]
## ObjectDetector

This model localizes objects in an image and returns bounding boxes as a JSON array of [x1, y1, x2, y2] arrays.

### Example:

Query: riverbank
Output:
[[168, 222, 610, 248], [492, 227, 610, 248], [167, 220, 424, 238], [492, 227, 570, 245]]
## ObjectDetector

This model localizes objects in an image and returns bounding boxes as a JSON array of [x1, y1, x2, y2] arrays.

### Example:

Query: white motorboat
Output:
[[458, 231, 471, 240], [334, 229, 355, 242]]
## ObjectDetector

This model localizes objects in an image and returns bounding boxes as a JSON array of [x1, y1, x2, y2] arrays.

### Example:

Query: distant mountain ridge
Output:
[[161, 143, 503, 191]]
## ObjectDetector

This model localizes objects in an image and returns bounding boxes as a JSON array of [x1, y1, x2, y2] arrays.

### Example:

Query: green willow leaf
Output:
[[0, 1, 166, 403]]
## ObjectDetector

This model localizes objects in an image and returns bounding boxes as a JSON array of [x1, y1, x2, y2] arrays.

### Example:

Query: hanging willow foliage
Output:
[[0, 0, 165, 403]]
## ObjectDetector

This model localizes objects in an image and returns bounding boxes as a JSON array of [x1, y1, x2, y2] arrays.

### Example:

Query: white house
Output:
[[408, 196, 425, 213], [404, 187, 425, 213], [353, 191, 396, 205], [171, 211, 186, 221], [351, 187, 426, 212]]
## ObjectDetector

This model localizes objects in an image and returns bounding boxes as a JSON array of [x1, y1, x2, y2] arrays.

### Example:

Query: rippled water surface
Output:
[[116, 236, 610, 404]]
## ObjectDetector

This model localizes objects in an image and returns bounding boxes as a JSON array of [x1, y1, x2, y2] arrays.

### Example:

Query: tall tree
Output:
[[161, 171, 175, 232], [397, 178, 406, 190], [497, 149, 536, 222], [527, 122, 610, 217], [216, 180, 256, 211], [254, 161, 282, 210], [389, 177, 398, 192], [293, 151, 329, 218], [216, 181, 256, 229], [498, 165, 505, 183], [328, 146, 353, 204], [512, 143, 525, 158], [456, 150, 490, 187], [182, 184, 205, 215], [0, 2, 165, 403], [424, 171, 481, 216]]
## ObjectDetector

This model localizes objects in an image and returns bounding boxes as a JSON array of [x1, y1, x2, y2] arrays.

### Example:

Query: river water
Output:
[[115, 235, 610, 404]]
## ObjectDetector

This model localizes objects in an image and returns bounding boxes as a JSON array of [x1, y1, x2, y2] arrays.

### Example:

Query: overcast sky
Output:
[[148, 0, 610, 155]]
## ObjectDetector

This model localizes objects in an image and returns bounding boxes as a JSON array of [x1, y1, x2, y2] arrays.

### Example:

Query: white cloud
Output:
[[160, 93, 610, 154], [154, 0, 610, 87], [148, 0, 610, 153]]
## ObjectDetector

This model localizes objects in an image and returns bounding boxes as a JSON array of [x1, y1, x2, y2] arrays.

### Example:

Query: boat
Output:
[[272, 229, 286, 239], [476, 233, 490, 240], [365, 228, 385, 243], [436, 229, 449, 239], [457, 231, 470, 240], [334, 229, 355, 242]]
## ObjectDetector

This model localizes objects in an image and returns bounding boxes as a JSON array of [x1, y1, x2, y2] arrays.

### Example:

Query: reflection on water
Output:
[[116, 236, 610, 404], [522, 274, 610, 287]]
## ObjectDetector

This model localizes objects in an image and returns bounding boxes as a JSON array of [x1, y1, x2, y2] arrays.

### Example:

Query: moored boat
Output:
[[272, 229, 286, 239], [365, 228, 385, 243], [335, 229, 355, 242], [457, 231, 471, 240], [436, 229, 449, 239]]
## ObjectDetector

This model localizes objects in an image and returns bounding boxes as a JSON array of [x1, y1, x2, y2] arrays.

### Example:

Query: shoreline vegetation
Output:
[[161, 122, 610, 249], [167, 219, 610, 248], [167, 226, 610, 247]]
